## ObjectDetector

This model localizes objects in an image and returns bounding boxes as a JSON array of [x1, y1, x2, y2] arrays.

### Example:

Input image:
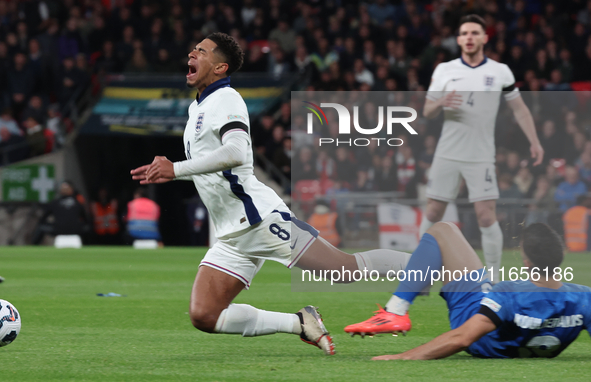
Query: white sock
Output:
[[354, 249, 411, 276], [419, 215, 436, 238], [385, 295, 410, 316], [480, 221, 503, 284], [214, 304, 302, 337]]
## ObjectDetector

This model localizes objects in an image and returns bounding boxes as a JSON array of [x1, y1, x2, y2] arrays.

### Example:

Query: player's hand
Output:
[[530, 143, 544, 166], [146, 156, 175, 183], [440, 90, 463, 109], [130, 164, 150, 181], [131, 164, 172, 184], [372, 354, 406, 361]]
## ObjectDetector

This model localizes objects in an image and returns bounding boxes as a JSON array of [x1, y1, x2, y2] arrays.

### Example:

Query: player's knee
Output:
[[476, 212, 496, 228], [425, 202, 446, 222], [425, 209, 443, 223], [189, 305, 219, 333], [427, 221, 461, 241]]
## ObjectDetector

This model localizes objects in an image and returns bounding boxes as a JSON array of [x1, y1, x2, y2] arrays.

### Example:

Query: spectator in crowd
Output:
[[545, 69, 572, 91], [0, 126, 28, 165], [57, 56, 85, 108], [7, 52, 35, 116], [577, 151, 591, 187], [396, 145, 416, 195], [334, 147, 355, 186], [125, 187, 162, 245], [273, 136, 292, 182], [562, 194, 591, 252], [292, 146, 316, 183], [375, 155, 398, 192], [114, 25, 135, 68], [514, 167, 535, 198], [316, 148, 336, 182], [353, 167, 374, 192], [153, 48, 178, 73], [555, 166, 588, 213], [353, 58, 374, 87], [503, 151, 522, 177], [23, 115, 53, 157], [498, 173, 523, 200], [265, 125, 284, 162], [45, 105, 65, 148], [32, 181, 89, 245], [269, 18, 296, 54], [95, 40, 121, 74], [125, 45, 150, 73], [22, 95, 46, 125], [90, 187, 121, 245], [307, 202, 341, 248], [0, 108, 22, 136], [58, 17, 83, 60]]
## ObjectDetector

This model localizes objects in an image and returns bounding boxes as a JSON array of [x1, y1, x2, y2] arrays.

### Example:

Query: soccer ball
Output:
[[0, 299, 21, 347]]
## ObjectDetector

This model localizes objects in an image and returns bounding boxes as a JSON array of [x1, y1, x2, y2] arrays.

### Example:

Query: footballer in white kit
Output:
[[131, 33, 410, 355], [421, 15, 544, 283]]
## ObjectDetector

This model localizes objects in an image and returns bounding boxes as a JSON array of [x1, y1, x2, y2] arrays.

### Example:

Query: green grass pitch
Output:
[[1, 247, 591, 381]]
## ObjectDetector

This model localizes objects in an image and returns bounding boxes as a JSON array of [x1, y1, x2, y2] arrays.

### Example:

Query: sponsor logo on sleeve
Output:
[[227, 114, 246, 122], [481, 297, 501, 312]]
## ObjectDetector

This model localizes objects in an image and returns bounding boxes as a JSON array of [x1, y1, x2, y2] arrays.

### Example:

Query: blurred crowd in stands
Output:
[[4, 0, 591, 227]]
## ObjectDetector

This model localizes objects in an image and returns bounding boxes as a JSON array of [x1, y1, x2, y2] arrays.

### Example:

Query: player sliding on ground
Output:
[[346, 222, 591, 360], [421, 14, 544, 283], [130, 32, 410, 356]]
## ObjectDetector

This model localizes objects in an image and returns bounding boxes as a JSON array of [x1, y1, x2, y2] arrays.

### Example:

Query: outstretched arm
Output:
[[372, 314, 496, 360], [507, 96, 544, 166], [130, 132, 249, 184]]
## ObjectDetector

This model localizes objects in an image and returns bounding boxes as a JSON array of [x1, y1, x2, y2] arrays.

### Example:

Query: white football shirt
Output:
[[182, 77, 284, 238], [427, 57, 519, 163]]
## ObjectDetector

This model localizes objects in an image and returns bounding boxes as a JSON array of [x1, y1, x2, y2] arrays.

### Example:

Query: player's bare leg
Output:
[[428, 222, 484, 282], [295, 237, 410, 283], [345, 222, 486, 337], [190, 265, 335, 355], [474, 199, 502, 283], [420, 198, 448, 237], [189, 265, 246, 332]]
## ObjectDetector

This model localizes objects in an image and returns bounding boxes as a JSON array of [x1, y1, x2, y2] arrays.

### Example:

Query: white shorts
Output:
[[200, 205, 318, 288], [427, 157, 498, 203]]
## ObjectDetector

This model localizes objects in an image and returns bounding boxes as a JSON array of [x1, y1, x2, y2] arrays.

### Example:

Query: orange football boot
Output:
[[344, 305, 411, 337]]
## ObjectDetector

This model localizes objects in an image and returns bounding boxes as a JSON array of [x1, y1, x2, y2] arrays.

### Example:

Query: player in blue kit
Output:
[[346, 222, 591, 360]]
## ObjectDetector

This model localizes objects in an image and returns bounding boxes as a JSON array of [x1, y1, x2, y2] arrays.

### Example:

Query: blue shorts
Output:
[[439, 268, 491, 330]]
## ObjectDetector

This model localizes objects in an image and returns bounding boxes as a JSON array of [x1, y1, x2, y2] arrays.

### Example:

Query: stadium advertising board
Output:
[[80, 75, 288, 136]]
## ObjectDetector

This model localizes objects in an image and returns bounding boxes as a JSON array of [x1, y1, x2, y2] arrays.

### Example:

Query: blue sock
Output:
[[394, 233, 442, 303]]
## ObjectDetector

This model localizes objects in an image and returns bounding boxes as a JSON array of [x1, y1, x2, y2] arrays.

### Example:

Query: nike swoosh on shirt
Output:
[[484, 187, 495, 192], [290, 238, 298, 250], [451, 78, 463, 81]]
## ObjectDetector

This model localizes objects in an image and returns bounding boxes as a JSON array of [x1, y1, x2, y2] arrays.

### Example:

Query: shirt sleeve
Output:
[[478, 287, 511, 325], [426, 63, 445, 101], [211, 93, 250, 140], [501, 64, 520, 101]]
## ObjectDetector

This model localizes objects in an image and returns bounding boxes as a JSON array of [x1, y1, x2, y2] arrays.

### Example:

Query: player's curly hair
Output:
[[207, 32, 244, 76], [458, 14, 486, 33], [522, 223, 564, 269]]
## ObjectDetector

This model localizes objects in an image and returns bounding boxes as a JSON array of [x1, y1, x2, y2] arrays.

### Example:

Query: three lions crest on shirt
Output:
[[195, 112, 205, 134]]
